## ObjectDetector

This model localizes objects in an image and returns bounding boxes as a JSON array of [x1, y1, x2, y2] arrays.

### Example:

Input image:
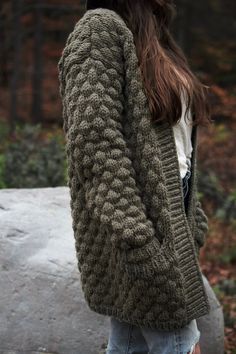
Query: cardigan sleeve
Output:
[[58, 14, 162, 267], [194, 198, 209, 255]]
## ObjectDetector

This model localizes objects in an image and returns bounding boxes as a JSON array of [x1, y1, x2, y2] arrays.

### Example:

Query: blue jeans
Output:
[[105, 316, 200, 354], [105, 169, 201, 354], [182, 169, 191, 212]]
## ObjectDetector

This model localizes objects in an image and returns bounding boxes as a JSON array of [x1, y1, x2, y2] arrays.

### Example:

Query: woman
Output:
[[58, 0, 213, 353]]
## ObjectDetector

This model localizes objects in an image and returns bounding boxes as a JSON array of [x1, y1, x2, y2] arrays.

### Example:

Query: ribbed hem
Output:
[[86, 298, 210, 331], [155, 121, 211, 318]]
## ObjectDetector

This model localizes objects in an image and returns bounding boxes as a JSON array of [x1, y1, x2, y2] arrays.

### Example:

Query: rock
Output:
[[0, 187, 109, 354], [0, 187, 224, 354], [197, 274, 225, 354]]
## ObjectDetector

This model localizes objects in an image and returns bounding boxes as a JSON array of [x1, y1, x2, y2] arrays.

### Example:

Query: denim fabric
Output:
[[105, 316, 200, 354], [182, 168, 191, 212], [105, 167, 201, 354]]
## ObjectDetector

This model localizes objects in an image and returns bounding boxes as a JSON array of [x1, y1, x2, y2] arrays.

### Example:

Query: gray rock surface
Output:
[[198, 274, 225, 354], [0, 187, 224, 354], [0, 187, 109, 354]]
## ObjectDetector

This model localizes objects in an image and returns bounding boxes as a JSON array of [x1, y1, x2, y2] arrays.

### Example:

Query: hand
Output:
[[188, 342, 201, 354]]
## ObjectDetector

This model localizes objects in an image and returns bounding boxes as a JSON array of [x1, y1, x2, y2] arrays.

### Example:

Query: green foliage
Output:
[[0, 154, 7, 188], [198, 170, 224, 203], [214, 124, 231, 143], [212, 284, 225, 299], [2, 123, 67, 188], [0, 121, 11, 154], [215, 189, 236, 224], [223, 303, 236, 328], [218, 278, 236, 300], [198, 171, 236, 228], [218, 246, 236, 265], [213, 279, 236, 328]]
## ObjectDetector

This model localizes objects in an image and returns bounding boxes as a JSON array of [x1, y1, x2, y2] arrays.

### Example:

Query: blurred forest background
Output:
[[0, 0, 235, 352]]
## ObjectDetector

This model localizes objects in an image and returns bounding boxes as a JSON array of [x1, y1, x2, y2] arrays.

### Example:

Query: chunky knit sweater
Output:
[[58, 8, 210, 330]]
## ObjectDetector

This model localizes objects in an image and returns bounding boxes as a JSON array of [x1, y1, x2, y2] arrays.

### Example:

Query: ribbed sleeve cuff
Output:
[[195, 201, 209, 250]]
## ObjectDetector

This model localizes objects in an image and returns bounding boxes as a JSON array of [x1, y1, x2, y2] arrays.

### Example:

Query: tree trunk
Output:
[[10, 0, 22, 133], [31, 0, 43, 124]]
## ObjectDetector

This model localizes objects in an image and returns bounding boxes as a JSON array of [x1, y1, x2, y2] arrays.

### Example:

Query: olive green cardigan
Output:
[[58, 8, 210, 330]]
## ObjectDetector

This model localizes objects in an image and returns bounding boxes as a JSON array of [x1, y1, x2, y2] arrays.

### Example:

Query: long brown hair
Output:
[[95, 0, 212, 127]]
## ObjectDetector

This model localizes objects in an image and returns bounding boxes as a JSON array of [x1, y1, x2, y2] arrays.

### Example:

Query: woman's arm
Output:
[[194, 197, 209, 255], [58, 13, 161, 268]]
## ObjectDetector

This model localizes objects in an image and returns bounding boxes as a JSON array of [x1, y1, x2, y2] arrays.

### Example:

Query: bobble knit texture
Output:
[[58, 8, 210, 330]]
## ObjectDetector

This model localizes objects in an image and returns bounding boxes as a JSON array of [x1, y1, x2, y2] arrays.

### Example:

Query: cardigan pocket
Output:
[[118, 241, 187, 315], [118, 238, 179, 282]]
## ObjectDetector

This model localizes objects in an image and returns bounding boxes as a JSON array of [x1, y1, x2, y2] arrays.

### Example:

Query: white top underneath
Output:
[[172, 91, 193, 179]]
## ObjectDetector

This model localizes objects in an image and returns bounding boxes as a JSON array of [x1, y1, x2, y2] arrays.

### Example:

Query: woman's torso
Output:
[[58, 7, 211, 331]]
